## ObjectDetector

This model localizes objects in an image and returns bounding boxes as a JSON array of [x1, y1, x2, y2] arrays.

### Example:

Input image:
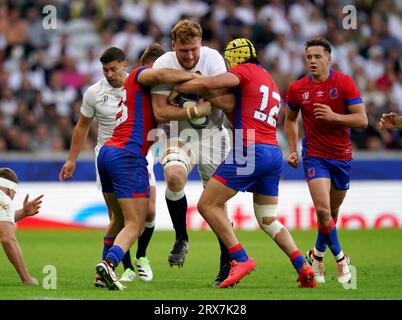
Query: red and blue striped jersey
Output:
[[286, 69, 363, 160], [105, 67, 156, 156], [228, 63, 280, 148]]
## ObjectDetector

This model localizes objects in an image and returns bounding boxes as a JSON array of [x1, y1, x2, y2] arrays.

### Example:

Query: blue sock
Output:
[[228, 243, 248, 262], [106, 245, 125, 267], [290, 250, 306, 273], [102, 236, 115, 260], [121, 250, 134, 270], [319, 220, 342, 257], [314, 231, 327, 254]]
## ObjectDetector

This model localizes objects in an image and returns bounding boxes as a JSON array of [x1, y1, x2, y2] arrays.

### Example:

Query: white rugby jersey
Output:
[[0, 189, 15, 224], [80, 78, 123, 148], [151, 46, 227, 133]]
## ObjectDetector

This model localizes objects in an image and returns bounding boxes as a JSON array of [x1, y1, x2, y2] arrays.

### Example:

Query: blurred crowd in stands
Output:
[[0, 0, 401, 154]]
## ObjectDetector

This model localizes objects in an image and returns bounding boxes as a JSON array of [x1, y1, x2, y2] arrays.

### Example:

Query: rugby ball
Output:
[[178, 94, 209, 129]]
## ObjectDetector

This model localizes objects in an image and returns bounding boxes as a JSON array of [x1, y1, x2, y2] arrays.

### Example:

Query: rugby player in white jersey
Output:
[[151, 20, 233, 286], [59, 47, 158, 285], [0, 167, 43, 285]]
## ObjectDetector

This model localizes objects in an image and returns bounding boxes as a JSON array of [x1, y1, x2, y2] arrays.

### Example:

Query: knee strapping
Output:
[[162, 146, 194, 173], [254, 203, 284, 238]]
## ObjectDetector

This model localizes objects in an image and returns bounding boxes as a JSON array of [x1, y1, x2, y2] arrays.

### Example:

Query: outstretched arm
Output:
[[173, 72, 240, 94], [137, 68, 201, 87], [0, 222, 38, 284]]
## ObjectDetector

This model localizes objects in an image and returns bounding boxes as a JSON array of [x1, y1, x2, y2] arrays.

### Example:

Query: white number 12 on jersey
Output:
[[253, 85, 281, 127]]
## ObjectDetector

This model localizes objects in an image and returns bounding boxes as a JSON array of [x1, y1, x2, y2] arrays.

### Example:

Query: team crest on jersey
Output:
[[329, 88, 338, 99], [102, 95, 108, 103], [302, 91, 309, 100], [308, 167, 316, 177]]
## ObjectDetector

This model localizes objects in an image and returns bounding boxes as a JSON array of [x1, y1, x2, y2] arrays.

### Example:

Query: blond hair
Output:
[[171, 20, 202, 44]]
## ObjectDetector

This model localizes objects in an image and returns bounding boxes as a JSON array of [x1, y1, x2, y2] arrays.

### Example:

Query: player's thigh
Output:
[[329, 186, 347, 212], [199, 177, 237, 208], [103, 192, 124, 222], [253, 194, 278, 205], [307, 178, 332, 211], [198, 128, 230, 170], [198, 162, 218, 186]]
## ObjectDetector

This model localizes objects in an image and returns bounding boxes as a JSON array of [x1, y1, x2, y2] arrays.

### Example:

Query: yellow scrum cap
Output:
[[224, 38, 257, 68]]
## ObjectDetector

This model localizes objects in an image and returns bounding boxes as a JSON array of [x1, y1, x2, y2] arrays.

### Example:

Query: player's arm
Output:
[[379, 112, 402, 130], [59, 114, 92, 181], [151, 93, 211, 123], [284, 106, 300, 168], [0, 221, 38, 284], [207, 92, 236, 113], [137, 68, 200, 87], [14, 194, 43, 222], [169, 72, 239, 113], [313, 102, 368, 129]]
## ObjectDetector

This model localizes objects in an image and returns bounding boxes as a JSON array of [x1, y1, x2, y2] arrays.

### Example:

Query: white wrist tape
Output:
[[0, 178, 17, 192], [186, 107, 193, 120]]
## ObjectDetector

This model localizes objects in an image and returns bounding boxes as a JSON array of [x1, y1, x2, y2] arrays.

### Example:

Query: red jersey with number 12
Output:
[[105, 66, 156, 156], [286, 69, 363, 161], [228, 63, 280, 148]]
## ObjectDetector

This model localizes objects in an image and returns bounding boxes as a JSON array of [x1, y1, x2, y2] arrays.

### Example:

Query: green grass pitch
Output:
[[1, 229, 401, 300]]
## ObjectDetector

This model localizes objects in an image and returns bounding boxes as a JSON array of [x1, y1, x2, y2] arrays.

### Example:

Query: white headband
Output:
[[0, 177, 18, 192]]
